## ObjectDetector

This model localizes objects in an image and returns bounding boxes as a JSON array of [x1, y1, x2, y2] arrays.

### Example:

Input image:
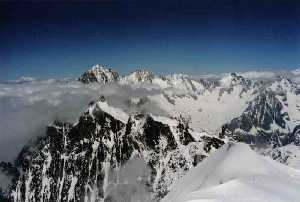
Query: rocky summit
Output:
[[78, 65, 120, 84], [8, 98, 223, 202]]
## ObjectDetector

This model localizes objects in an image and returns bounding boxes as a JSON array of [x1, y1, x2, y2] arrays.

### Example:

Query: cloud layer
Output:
[[0, 79, 166, 162]]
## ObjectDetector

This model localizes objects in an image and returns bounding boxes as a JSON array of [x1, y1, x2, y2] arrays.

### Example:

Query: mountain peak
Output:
[[264, 76, 295, 93], [122, 69, 155, 84], [78, 64, 120, 84], [220, 72, 252, 88]]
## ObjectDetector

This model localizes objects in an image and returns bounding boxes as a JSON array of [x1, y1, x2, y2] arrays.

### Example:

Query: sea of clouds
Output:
[[0, 79, 166, 162]]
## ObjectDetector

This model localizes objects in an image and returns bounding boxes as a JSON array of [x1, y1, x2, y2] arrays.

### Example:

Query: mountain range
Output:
[[1, 65, 300, 202]]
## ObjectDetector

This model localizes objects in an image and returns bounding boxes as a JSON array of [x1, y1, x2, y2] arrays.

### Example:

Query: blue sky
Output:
[[0, 0, 299, 80]]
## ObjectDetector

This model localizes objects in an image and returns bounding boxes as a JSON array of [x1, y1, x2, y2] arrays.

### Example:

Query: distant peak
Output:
[[230, 72, 244, 80], [129, 68, 154, 75], [79, 64, 120, 84], [124, 68, 155, 83], [268, 76, 294, 92], [91, 64, 104, 69], [220, 72, 251, 87], [91, 64, 110, 71]]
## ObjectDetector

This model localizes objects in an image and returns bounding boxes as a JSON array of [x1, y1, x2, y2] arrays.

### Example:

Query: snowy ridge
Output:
[[163, 143, 300, 202], [90, 97, 129, 123], [120, 69, 155, 84], [79, 65, 207, 94], [257, 144, 300, 169]]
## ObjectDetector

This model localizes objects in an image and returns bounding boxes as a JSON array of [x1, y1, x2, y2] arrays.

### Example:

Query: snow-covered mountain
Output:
[[163, 143, 300, 202], [78, 65, 207, 94], [78, 65, 120, 84], [1, 65, 300, 201], [9, 98, 223, 202], [120, 69, 155, 84]]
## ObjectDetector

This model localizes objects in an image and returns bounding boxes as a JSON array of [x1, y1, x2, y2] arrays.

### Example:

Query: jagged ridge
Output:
[[10, 99, 223, 202]]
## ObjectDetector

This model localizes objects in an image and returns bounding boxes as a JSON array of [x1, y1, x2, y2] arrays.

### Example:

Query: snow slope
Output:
[[258, 144, 300, 170], [150, 74, 256, 132], [163, 143, 300, 202]]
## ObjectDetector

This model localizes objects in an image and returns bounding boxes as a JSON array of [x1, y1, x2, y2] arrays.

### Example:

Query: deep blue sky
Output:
[[0, 0, 300, 80]]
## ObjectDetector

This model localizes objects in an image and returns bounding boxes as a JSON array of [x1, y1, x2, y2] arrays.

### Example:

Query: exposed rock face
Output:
[[78, 65, 120, 84], [0, 162, 19, 202], [10, 100, 223, 202], [219, 79, 299, 147]]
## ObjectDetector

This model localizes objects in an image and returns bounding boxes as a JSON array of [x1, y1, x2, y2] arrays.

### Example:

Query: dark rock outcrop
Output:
[[10, 101, 223, 202]]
